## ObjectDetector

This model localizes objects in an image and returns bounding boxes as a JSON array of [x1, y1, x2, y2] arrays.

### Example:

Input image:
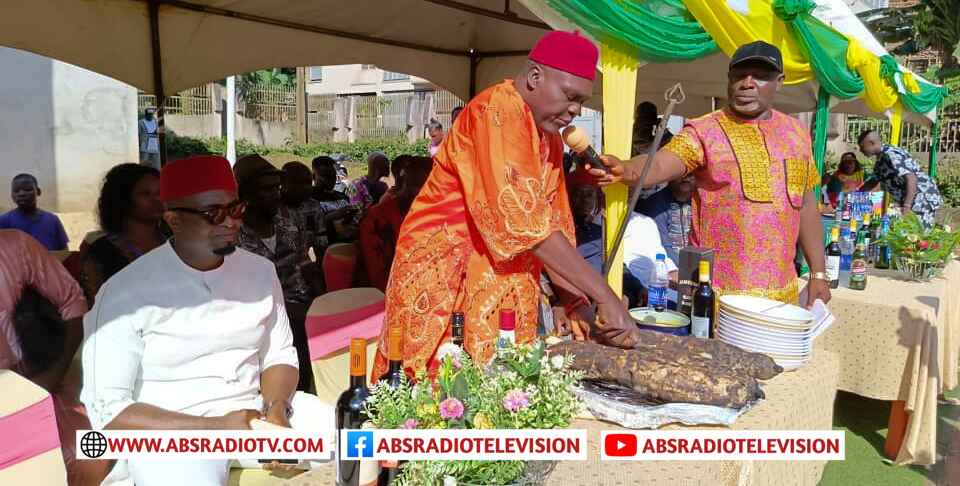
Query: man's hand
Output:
[[553, 306, 589, 341], [593, 298, 640, 348], [586, 155, 627, 187], [216, 409, 261, 430], [805, 278, 832, 309]]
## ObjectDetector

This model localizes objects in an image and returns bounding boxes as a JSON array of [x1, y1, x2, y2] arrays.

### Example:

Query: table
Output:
[[814, 259, 960, 465], [285, 350, 840, 486], [547, 350, 840, 486]]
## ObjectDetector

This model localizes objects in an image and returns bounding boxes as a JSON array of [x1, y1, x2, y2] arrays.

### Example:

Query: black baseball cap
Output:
[[729, 41, 783, 73]]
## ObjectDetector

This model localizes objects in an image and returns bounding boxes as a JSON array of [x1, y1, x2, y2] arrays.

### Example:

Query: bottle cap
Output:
[[831, 227, 839, 239], [451, 312, 465, 326], [499, 309, 516, 331], [850, 220, 857, 231], [350, 338, 367, 377], [656, 253, 666, 261], [387, 324, 403, 361], [698, 260, 710, 283]]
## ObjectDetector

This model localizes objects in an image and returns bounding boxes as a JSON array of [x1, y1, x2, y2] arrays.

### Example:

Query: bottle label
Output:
[[649, 286, 667, 308], [691, 316, 710, 338], [825, 256, 840, 281], [850, 261, 867, 281]]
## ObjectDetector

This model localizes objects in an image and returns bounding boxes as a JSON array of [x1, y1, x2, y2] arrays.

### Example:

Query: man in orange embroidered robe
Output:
[[373, 32, 639, 378]]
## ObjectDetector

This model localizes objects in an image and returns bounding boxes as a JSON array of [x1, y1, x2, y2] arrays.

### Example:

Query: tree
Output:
[[859, 0, 960, 79]]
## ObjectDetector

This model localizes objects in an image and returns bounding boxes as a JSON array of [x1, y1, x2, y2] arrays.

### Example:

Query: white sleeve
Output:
[[80, 282, 144, 429], [259, 276, 299, 371], [623, 215, 677, 287]]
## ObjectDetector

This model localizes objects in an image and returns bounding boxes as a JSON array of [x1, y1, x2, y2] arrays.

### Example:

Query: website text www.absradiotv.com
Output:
[[77, 428, 844, 468]]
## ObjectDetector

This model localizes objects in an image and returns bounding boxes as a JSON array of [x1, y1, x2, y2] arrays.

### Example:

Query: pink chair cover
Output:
[[323, 244, 358, 292], [0, 395, 61, 470], [306, 300, 385, 360]]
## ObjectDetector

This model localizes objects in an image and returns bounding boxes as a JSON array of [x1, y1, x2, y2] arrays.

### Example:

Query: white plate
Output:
[[718, 308, 814, 332], [717, 331, 811, 357], [716, 328, 811, 355], [718, 315, 816, 339], [719, 295, 814, 324]]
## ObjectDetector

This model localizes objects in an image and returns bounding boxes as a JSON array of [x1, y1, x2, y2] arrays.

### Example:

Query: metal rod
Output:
[[148, 0, 167, 167], [603, 84, 686, 278], [421, 0, 549, 29], [469, 51, 480, 99]]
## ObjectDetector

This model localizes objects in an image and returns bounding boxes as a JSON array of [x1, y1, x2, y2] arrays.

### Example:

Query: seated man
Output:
[[1, 229, 108, 485], [0, 173, 70, 250], [358, 156, 432, 291], [623, 212, 679, 308], [81, 156, 333, 486], [312, 156, 358, 243]]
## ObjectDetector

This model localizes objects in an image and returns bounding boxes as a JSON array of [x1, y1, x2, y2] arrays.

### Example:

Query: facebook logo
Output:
[[345, 431, 374, 459]]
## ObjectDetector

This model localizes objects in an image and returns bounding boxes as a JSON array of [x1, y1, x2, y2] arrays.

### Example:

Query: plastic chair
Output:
[[322, 243, 358, 292], [0, 370, 67, 486], [305, 288, 385, 404]]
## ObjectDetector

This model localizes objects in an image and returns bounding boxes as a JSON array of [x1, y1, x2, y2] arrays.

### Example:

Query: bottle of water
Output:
[[648, 253, 670, 312], [839, 220, 856, 288]]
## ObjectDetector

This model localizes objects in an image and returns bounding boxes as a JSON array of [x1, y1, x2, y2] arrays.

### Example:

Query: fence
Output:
[[843, 115, 960, 155], [138, 85, 214, 116], [140, 83, 464, 144]]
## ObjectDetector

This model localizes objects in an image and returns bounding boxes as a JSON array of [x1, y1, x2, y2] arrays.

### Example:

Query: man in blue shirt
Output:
[[0, 174, 69, 250]]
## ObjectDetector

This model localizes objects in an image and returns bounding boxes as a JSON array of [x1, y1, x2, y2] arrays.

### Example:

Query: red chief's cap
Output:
[[159, 155, 238, 202], [528, 31, 599, 81]]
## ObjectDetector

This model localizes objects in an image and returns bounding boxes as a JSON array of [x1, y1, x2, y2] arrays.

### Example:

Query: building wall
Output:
[[0, 47, 138, 214], [306, 64, 433, 96]]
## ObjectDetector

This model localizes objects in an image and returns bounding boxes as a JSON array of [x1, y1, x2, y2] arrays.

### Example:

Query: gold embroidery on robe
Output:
[[717, 116, 774, 203]]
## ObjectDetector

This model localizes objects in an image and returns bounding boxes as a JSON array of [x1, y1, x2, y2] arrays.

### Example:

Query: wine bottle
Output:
[[825, 227, 841, 289], [378, 325, 404, 386], [875, 216, 892, 269], [691, 261, 715, 339], [497, 310, 516, 350], [849, 231, 868, 291], [451, 312, 465, 349], [337, 339, 377, 486]]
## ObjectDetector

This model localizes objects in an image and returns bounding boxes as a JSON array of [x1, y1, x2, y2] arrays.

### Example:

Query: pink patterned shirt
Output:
[[0, 229, 87, 373], [663, 109, 820, 303]]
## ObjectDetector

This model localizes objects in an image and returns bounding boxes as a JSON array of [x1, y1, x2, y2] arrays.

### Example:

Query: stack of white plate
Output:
[[716, 295, 815, 371]]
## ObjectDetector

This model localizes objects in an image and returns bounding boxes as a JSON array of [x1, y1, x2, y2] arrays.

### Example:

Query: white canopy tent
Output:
[[0, 0, 936, 151]]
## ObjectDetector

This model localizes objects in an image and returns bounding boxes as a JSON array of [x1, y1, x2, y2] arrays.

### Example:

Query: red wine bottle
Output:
[[336, 339, 375, 486], [378, 325, 405, 386], [451, 312, 465, 348]]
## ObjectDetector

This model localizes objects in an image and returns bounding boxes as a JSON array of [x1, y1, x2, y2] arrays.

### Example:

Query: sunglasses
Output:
[[169, 201, 246, 225]]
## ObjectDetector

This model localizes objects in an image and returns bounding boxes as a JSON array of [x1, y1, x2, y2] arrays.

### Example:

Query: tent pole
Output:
[[148, 0, 167, 167], [929, 104, 941, 180], [813, 86, 830, 203], [469, 51, 480, 99]]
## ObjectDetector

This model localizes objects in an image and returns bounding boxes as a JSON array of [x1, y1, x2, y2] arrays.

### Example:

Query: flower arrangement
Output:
[[364, 341, 583, 486], [878, 213, 959, 280]]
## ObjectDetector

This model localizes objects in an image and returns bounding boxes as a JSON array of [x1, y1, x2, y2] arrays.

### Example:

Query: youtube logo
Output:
[[604, 433, 637, 457]]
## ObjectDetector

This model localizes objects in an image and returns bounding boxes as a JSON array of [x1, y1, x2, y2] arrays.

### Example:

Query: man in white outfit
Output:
[[623, 212, 679, 305], [82, 155, 333, 486], [138, 108, 161, 169]]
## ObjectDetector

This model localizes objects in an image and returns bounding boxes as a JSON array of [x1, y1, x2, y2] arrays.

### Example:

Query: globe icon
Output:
[[80, 431, 108, 459]]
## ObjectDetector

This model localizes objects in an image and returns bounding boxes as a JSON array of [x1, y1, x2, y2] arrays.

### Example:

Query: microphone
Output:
[[561, 125, 610, 174]]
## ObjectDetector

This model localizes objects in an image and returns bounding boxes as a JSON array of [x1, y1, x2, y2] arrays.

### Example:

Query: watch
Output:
[[262, 399, 293, 420], [810, 272, 828, 282]]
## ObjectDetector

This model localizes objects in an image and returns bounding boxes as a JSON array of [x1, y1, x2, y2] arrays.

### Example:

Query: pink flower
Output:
[[402, 418, 419, 429], [439, 398, 464, 420], [502, 389, 530, 412], [918, 240, 930, 250]]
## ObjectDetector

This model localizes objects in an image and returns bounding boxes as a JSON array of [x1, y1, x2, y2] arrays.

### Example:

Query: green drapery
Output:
[[878, 54, 946, 114], [545, 0, 717, 63], [929, 103, 942, 180], [813, 86, 830, 201], [773, 0, 864, 99]]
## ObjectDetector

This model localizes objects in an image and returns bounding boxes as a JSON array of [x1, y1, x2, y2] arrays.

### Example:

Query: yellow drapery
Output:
[[601, 44, 637, 296], [845, 39, 898, 114], [682, 0, 813, 85], [890, 102, 903, 146]]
